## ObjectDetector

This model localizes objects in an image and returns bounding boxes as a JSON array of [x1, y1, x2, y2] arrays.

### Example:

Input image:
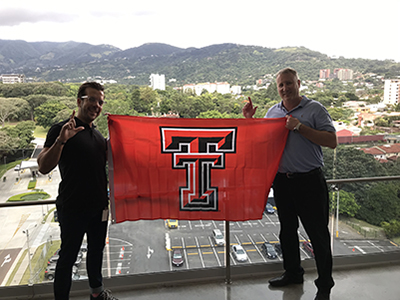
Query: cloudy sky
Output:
[[1, 0, 399, 62]]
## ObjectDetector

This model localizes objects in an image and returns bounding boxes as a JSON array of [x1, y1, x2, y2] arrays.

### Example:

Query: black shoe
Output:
[[268, 272, 304, 287], [314, 292, 330, 300], [90, 289, 118, 300]]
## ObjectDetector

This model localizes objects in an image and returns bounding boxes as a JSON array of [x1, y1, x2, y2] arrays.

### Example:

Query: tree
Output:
[[330, 190, 360, 217], [0, 98, 19, 127], [197, 110, 228, 118], [356, 182, 400, 226], [192, 94, 216, 117], [381, 220, 400, 239], [0, 98, 29, 126], [323, 146, 388, 208], [35, 101, 68, 129], [96, 99, 137, 137], [24, 95, 52, 121], [327, 107, 353, 121], [0, 131, 19, 159], [131, 86, 159, 114]]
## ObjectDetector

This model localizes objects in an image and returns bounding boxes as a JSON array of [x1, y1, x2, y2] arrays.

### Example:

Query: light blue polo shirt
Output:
[[265, 96, 335, 173]]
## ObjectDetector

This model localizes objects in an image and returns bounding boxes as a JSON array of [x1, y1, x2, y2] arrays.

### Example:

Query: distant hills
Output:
[[0, 39, 399, 86]]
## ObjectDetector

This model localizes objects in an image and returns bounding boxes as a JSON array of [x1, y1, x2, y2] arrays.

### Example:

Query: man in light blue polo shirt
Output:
[[243, 67, 337, 300]]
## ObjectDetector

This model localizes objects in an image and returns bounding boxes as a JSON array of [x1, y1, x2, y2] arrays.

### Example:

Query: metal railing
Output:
[[1, 176, 400, 300]]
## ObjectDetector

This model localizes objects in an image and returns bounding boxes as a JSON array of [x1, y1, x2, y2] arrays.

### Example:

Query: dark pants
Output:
[[273, 169, 334, 293], [54, 205, 108, 300]]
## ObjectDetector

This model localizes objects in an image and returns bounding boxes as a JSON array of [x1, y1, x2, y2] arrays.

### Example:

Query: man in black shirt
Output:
[[38, 82, 117, 300]]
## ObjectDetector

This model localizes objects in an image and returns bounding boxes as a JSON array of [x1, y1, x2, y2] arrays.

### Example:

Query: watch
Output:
[[293, 122, 302, 132]]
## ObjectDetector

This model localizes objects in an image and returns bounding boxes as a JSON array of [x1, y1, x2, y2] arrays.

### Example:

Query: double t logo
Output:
[[161, 127, 237, 211]]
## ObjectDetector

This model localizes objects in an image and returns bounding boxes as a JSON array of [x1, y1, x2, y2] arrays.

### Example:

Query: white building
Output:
[[230, 85, 241, 95], [183, 82, 231, 96], [1, 74, 25, 84], [383, 79, 400, 105], [150, 74, 166, 90]]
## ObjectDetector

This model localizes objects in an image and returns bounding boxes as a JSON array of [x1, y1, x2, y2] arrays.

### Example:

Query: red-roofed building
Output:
[[359, 143, 400, 161]]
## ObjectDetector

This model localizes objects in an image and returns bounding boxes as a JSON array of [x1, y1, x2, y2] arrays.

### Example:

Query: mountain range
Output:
[[0, 39, 399, 86]]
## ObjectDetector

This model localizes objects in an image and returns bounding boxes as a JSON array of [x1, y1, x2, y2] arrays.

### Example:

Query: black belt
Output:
[[278, 167, 321, 179]]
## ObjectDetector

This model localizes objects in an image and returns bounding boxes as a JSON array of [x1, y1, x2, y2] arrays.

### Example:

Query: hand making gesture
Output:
[[58, 110, 84, 143], [242, 97, 258, 119]]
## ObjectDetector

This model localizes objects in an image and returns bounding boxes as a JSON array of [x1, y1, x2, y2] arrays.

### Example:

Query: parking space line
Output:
[[182, 237, 189, 269], [354, 246, 366, 254], [195, 237, 205, 268], [247, 234, 266, 262], [368, 241, 384, 252]]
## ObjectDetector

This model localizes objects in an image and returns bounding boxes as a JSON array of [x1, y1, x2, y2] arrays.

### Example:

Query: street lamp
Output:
[[22, 223, 37, 285]]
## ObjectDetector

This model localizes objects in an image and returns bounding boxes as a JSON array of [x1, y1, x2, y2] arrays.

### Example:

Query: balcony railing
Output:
[[0, 176, 399, 300]]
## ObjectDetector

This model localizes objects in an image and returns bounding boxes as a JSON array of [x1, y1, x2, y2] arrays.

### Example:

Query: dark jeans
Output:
[[54, 205, 108, 300], [273, 169, 334, 293]]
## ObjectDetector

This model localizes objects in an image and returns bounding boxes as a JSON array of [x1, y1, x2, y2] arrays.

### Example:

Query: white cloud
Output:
[[0, 0, 399, 61]]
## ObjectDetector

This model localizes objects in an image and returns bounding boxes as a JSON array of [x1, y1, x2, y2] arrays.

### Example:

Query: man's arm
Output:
[[286, 115, 337, 149], [37, 110, 84, 174], [37, 143, 65, 174]]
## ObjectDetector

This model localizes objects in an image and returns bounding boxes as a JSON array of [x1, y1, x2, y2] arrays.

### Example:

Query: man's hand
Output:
[[285, 115, 301, 131], [58, 110, 84, 143], [242, 97, 258, 119]]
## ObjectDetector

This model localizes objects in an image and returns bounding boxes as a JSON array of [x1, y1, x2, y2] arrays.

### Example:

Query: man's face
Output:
[[276, 72, 301, 103], [77, 87, 104, 124]]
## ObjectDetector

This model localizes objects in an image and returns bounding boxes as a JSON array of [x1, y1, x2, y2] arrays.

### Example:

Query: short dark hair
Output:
[[77, 82, 104, 99]]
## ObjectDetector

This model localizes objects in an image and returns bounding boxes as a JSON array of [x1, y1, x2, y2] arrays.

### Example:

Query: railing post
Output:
[[225, 220, 231, 284]]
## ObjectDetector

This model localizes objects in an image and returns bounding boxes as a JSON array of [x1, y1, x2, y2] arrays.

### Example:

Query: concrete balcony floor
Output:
[[2, 251, 395, 300]]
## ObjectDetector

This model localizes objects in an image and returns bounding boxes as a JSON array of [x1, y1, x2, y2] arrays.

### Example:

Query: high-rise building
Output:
[[149, 74, 165, 90], [334, 68, 353, 80], [319, 69, 330, 79], [383, 79, 400, 105]]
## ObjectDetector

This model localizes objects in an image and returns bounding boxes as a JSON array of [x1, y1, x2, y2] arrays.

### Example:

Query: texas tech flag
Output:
[[107, 115, 288, 223]]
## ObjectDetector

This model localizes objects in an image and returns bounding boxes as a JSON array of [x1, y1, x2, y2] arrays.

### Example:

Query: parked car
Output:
[[166, 219, 178, 229], [48, 252, 82, 266], [45, 263, 78, 280], [302, 241, 314, 258], [261, 242, 277, 259], [212, 229, 225, 246], [14, 164, 21, 171], [231, 245, 248, 262], [265, 203, 275, 214], [171, 249, 184, 267], [274, 243, 282, 257]]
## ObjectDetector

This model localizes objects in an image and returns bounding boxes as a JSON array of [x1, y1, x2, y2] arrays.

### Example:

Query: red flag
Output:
[[108, 115, 288, 223]]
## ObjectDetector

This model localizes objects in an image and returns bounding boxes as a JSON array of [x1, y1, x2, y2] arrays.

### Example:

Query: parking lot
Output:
[[166, 213, 317, 270]]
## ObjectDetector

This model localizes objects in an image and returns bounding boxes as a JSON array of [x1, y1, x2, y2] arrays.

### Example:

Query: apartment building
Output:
[[149, 74, 166, 90], [319, 69, 330, 79], [383, 79, 400, 105], [334, 68, 354, 80], [1, 74, 25, 84]]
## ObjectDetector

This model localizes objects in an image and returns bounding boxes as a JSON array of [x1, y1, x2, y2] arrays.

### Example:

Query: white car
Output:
[[212, 229, 225, 246], [231, 244, 248, 262]]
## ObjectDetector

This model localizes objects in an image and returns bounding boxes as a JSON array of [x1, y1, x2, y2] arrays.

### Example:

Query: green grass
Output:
[[0, 160, 23, 179], [7, 191, 50, 202], [18, 240, 61, 285], [33, 126, 48, 139]]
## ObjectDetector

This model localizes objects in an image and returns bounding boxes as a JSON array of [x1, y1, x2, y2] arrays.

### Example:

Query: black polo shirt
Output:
[[44, 117, 108, 212]]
